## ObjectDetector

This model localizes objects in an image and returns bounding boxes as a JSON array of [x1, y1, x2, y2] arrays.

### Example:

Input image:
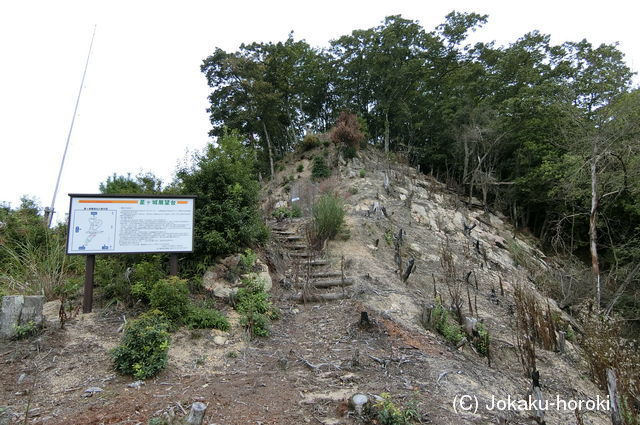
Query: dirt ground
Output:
[[1, 148, 614, 425], [2, 293, 458, 425]]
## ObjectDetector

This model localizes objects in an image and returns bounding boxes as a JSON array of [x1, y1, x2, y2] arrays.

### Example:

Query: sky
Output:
[[1, 0, 639, 224]]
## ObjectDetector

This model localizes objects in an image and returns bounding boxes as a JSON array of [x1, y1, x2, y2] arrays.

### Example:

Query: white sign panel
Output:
[[67, 195, 195, 254]]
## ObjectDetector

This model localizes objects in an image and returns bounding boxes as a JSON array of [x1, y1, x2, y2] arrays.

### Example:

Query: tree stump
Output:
[[359, 311, 371, 327], [557, 331, 566, 354], [186, 402, 207, 425], [421, 304, 435, 330]]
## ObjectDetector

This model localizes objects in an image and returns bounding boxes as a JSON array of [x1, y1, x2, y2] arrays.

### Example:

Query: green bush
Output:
[[474, 323, 490, 357], [359, 169, 366, 178], [297, 164, 304, 173], [239, 248, 257, 272], [343, 145, 357, 160], [95, 256, 131, 305], [312, 156, 331, 180], [431, 302, 465, 345], [130, 260, 165, 302], [12, 320, 39, 340], [112, 310, 170, 380], [312, 193, 345, 242], [272, 205, 302, 220], [235, 275, 279, 337], [186, 306, 230, 331], [176, 130, 268, 266], [149, 277, 191, 325], [301, 134, 321, 151], [371, 392, 418, 425]]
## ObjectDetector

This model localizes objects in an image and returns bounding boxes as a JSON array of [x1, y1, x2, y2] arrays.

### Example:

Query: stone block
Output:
[[0, 295, 44, 339]]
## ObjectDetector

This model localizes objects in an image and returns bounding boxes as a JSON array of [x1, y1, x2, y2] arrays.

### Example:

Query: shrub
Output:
[[112, 310, 170, 380], [301, 134, 320, 151], [474, 323, 490, 357], [95, 256, 131, 305], [370, 393, 418, 425], [272, 205, 302, 220], [185, 306, 230, 331], [311, 156, 330, 180], [330, 111, 364, 151], [239, 248, 257, 272], [342, 145, 357, 160], [176, 130, 267, 265], [359, 169, 366, 178], [149, 277, 191, 325], [297, 164, 304, 173], [312, 193, 345, 243], [431, 302, 465, 345], [234, 275, 279, 337], [130, 260, 165, 303], [12, 320, 39, 340]]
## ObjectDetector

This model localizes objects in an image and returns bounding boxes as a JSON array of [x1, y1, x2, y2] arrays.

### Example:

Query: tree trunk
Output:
[[384, 110, 390, 154], [589, 143, 601, 309], [607, 369, 622, 425], [262, 120, 275, 179], [463, 139, 470, 186]]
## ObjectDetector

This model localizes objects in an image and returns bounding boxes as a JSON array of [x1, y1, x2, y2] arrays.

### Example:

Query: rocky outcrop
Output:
[[203, 257, 272, 299]]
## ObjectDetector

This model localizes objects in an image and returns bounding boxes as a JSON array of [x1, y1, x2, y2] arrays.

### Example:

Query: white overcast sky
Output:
[[1, 0, 639, 223]]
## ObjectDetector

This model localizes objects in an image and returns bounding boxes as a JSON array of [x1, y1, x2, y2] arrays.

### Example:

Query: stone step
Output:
[[285, 244, 308, 250], [287, 292, 350, 303], [281, 235, 304, 241], [289, 252, 317, 258], [306, 259, 329, 266], [294, 278, 354, 288], [310, 271, 343, 279], [272, 230, 297, 235]]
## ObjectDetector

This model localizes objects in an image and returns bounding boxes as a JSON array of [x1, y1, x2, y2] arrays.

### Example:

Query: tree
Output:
[[175, 130, 267, 264], [99, 172, 163, 194], [563, 40, 634, 308], [201, 36, 328, 177]]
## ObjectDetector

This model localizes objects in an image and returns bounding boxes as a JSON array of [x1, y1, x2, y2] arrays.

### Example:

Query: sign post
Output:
[[66, 194, 195, 312], [83, 255, 95, 313]]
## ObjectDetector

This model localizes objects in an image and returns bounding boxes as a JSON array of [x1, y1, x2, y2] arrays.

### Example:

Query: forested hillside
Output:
[[201, 12, 640, 323]]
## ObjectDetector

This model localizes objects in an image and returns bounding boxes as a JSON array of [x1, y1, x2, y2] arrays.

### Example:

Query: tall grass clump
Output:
[[311, 193, 345, 244], [0, 230, 78, 300]]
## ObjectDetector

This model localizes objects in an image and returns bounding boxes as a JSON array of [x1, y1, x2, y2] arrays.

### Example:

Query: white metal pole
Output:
[[48, 25, 97, 226]]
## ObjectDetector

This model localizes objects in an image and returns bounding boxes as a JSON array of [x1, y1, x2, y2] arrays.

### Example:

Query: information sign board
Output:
[[66, 194, 195, 254]]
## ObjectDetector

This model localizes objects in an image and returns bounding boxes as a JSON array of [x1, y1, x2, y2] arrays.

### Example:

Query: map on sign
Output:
[[70, 210, 116, 252]]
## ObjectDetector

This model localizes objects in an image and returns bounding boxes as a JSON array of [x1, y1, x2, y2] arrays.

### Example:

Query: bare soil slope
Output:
[[1, 147, 609, 425]]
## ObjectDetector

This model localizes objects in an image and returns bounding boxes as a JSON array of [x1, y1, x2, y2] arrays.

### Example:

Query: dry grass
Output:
[[582, 316, 640, 423], [513, 284, 557, 378]]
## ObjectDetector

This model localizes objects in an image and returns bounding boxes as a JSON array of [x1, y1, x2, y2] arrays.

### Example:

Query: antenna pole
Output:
[[47, 25, 97, 226]]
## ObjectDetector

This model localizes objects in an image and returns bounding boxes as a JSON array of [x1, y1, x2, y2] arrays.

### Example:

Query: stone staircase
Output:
[[269, 219, 354, 303]]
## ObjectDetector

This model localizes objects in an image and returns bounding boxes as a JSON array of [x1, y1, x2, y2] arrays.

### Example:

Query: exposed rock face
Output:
[[0, 295, 44, 339], [202, 256, 272, 299]]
